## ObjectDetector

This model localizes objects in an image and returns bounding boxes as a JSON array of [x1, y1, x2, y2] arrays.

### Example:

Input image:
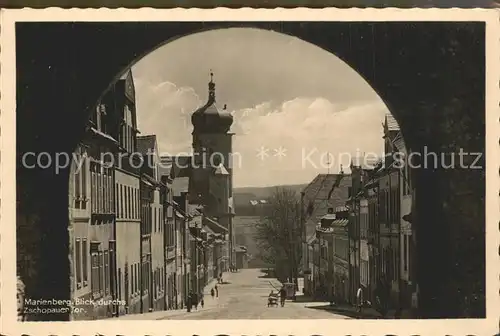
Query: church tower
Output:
[[191, 71, 236, 269]]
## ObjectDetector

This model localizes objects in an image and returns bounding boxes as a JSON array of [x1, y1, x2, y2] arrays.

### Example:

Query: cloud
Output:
[[230, 97, 389, 187], [134, 77, 391, 187], [135, 77, 201, 154]]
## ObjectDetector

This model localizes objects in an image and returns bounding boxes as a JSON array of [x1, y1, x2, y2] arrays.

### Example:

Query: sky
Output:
[[132, 28, 392, 188]]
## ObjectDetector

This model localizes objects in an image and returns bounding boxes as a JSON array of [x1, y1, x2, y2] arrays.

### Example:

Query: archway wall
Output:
[[16, 22, 485, 319]]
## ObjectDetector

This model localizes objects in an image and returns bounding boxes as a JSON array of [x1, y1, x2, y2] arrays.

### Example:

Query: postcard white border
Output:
[[1, 7, 499, 336]]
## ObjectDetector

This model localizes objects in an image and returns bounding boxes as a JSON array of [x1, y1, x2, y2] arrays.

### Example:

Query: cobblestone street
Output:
[[163, 269, 349, 320]]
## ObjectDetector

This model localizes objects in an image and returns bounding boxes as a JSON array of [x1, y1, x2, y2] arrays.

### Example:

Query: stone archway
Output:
[[16, 21, 485, 319]]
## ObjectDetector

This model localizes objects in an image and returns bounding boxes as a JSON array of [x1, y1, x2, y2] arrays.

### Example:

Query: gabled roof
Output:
[[384, 113, 400, 132], [120, 69, 136, 103], [171, 177, 189, 196], [214, 163, 229, 175], [301, 173, 352, 238], [203, 216, 228, 233], [137, 135, 157, 156], [392, 132, 407, 154], [158, 156, 173, 179], [170, 156, 193, 179]]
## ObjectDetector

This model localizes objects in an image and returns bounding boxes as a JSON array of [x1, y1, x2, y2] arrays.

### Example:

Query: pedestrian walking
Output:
[[356, 286, 364, 313], [219, 273, 223, 283], [186, 291, 193, 312], [211, 288, 215, 298], [215, 284, 219, 297], [279, 286, 287, 307], [200, 293, 205, 308], [193, 292, 199, 310]]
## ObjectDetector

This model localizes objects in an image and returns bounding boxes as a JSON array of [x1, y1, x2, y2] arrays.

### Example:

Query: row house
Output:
[[345, 113, 415, 315], [112, 70, 142, 316], [235, 246, 249, 270], [203, 216, 228, 281], [171, 179, 192, 309], [300, 173, 351, 297], [69, 70, 234, 320], [137, 135, 165, 313], [70, 71, 135, 320], [159, 156, 184, 310], [314, 207, 350, 303], [168, 154, 230, 299], [346, 159, 376, 303]]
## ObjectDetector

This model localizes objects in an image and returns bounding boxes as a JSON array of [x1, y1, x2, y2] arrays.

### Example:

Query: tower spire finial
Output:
[[208, 69, 216, 102]]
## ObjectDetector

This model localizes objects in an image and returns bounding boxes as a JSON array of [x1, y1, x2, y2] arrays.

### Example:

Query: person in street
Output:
[[215, 284, 219, 297], [219, 273, 223, 283], [211, 288, 215, 298], [356, 286, 364, 313], [186, 291, 192, 312], [279, 286, 287, 307], [192, 291, 199, 310], [200, 292, 205, 308]]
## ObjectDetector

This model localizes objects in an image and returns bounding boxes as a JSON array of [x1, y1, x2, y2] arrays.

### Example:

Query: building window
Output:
[[132, 189, 136, 219], [98, 251, 104, 296], [109, 171, 113, 213], [91, 252, 99, 297], [135, 263, 139, 294], [74, 155, 81, 209], [123, 186, 127, 219], [403, 235, 408, 272], [102, 169, 107, 213], [104, 250, 109, 295], [91, 164, 96, 212], [75, 239, 82, 287], [115, 184, 118, 214], [82, 239, 88, 285], [128, 187, 132, 219], [120, 185, 123, 219], [81, 157, 87, 209]]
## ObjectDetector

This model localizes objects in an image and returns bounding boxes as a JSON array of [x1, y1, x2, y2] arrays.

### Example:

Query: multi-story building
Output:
[[112, 70, 142, 316], [70, 97, 120, 319], [315, 206, 350, 303], [315, 208, 335, 300], [331, 207, 350, 303], [365, 176, 380, 304], [347, 158, 376, 302], [69, 143, 92, 320], [301, 173, 351, 297], [137, 135, 165, 312], [189, 208, 204, 294], [391, 123, 415, 314], [158, 158, 178, 311], [235, 246, 248, 270]]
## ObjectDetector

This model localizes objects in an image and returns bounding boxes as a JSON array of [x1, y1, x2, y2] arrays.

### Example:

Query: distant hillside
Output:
[[233, 184, 308, 201], [233, 184, 308, 216]]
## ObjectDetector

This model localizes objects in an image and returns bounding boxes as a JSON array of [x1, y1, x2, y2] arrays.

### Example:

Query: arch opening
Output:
[[17, 21, 486, 320]]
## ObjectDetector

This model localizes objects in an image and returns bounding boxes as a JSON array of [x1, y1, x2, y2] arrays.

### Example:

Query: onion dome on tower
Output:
[[191, 71, 233, 133]]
